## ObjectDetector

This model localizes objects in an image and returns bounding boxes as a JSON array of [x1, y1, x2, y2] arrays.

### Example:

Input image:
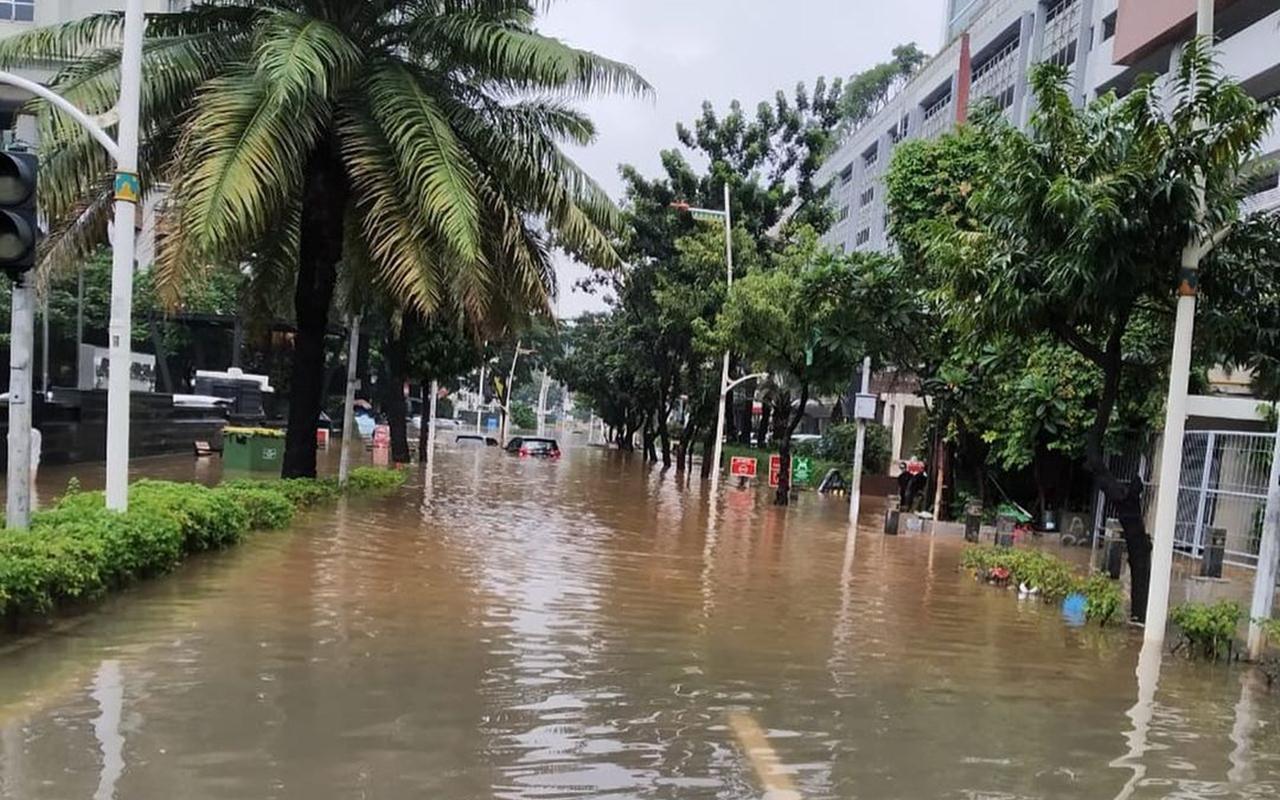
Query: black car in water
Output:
[[504, 437, 561, 458]]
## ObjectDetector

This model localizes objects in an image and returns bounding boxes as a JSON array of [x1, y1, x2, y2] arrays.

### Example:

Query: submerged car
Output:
[[504, 437, 561, 458]]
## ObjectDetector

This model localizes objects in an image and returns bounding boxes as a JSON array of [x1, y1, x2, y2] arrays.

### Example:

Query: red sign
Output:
[[373, 424, 391, 447], [730, 456, 758, 479], [768, 455, 797, 487]]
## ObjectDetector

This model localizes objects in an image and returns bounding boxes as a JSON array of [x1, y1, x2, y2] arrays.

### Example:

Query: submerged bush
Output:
[[961, 545, 1123, 625], [1170, 601, 1243, 661], [0, 470, 404, 619], [345, 466, 407, 492]]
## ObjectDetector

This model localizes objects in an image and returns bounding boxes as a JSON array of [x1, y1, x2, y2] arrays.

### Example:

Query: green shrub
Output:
[[0, 470, 399, 620], [960, 545, 1077, 600], [225, 477, 340, 508], [130, 481, 251, 551], [816, 422, 891, 474], [1170, 601, 1243, 660], [214, 486, 295, 530], [1080, 574, 1123, 625], [345, 466, 407, 492]]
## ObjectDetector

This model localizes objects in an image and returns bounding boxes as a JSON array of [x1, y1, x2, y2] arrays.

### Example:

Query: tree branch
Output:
[[1048, 317, 1107, 366]]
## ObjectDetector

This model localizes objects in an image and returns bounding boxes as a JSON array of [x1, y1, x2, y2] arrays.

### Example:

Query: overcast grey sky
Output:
[[538, 0, 946, 317]]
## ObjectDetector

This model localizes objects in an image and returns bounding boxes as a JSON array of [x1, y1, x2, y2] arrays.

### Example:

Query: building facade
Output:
[[819, 0, 1280, 256]]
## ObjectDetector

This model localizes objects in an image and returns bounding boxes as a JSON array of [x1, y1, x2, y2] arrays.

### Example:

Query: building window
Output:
[[855, 228, 871, 246], [838, 205, 850, 222], [1101, 11, 1117, 41], [859, 187, 875, 207], [992, 85, 1016, 111], [862, 144, 879, 169], [839, 164, 854, 185], [0, 0, 34, 21], [1048, 40, 1078, 68], [1044, 0, 1078, 25]]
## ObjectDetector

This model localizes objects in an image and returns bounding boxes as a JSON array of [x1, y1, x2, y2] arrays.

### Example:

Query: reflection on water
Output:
[[1, 444, 1279, 799]]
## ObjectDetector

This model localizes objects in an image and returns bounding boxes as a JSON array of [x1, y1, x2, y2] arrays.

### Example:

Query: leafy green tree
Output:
[[4, 1, 647, 477], [712, 231, 895, 504], [895, 52, 1280, 619], [837, 43, 927, 135]]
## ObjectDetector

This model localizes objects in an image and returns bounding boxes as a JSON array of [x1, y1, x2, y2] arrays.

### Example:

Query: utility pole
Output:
[[101, 0, 145, 511], [1146, 0, 1214, 643], [476, 361, 487, 435], [425, 379, 439, 458], [502, 340, 523, 445], [536, 372, 550, 437], [1247, 409, 1280, 660], [848, 357, 873, 527], [6, 272, 34, 529], [338, 315, 360, 486]]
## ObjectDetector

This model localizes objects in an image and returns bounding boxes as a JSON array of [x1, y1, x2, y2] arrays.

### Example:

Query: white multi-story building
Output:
[[820, 0, 1280, 256]]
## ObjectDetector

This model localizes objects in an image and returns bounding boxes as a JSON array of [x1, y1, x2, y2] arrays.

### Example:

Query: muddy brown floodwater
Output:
[[0, 443, 1278, 799]]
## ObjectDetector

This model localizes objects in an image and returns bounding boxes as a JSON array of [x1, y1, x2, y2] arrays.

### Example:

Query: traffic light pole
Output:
[[6, 273, 34, 529], [0, 0, 144, 513], [103, 0, 145, 511]]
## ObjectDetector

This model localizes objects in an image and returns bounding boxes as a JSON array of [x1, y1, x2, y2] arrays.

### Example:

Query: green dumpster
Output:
[[223, 427, 285, 471]]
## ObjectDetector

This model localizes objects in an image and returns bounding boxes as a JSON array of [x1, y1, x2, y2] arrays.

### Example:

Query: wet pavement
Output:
[[0, 441, 1278, 799]]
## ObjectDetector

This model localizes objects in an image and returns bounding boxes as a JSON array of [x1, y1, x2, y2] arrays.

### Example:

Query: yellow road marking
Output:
[[728, 711, 800, 798]]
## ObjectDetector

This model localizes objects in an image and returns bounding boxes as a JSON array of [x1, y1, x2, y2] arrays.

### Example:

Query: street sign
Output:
[[769, 454, 785, 487], [793, 456, 814, 485], [730, 456, 758, 479], [854, 392, 878, 421], [373, 424, 391, 447]]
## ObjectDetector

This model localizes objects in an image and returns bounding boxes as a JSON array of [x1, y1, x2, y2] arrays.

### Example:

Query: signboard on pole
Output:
[[853, 392, 878, 421], [793, 456, 814, 486], [730, 456, 758, 479], [769, 455, 785, 487]]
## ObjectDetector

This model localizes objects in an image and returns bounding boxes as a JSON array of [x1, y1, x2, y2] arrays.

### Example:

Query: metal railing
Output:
[[1094, 431, 1276, 569]]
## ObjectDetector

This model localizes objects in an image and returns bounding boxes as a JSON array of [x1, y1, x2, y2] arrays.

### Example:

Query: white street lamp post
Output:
[[337, 315, 360, 486], [1145, 0, 1215, 643], [673, 183, 734, 494], [848, 357, 873, 527]]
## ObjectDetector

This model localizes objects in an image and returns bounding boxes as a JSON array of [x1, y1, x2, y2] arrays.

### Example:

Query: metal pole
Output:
[[40, 295, 48, 396], [476, 363, 486, 435], [536, 371, 550, 438], [709, 182, 733, 494], [848, 357, 872, 526], [1146, 0, 1214, 642], [103, 0, 145, 512], [426, 379, 439, 457], [502, 341, 521, 446], [1247, 410, 1280, 660], [6, 273, 35, 529], [75, 260, 84, 382], [338, 315, 360, 486]]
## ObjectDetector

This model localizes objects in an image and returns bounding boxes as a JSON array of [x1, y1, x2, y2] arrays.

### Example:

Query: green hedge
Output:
[[960, 545, 1125, 625], [0, 468, 407, 619]]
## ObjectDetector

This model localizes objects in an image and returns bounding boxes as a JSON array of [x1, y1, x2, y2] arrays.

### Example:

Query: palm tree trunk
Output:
[[282, 147, 346, 479], [383, 330, 411, 464]]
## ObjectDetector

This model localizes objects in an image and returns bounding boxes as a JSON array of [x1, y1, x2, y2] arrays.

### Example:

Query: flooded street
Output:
[[1, 444, 1279, 799]]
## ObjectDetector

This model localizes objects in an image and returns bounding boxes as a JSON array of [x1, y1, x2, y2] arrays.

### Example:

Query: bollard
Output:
[[1106, 536, 1125, 580], [964, 498, 983, 544], [1201, 527, 1226, 579], [995, 514, 1015, 548], [884, 495, 900, 536]]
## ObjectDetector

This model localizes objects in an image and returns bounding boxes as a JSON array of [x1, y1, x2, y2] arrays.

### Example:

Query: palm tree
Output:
[[1, 1, 648, 477]]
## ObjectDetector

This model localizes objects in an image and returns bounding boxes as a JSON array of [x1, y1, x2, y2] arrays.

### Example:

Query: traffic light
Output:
[[0, 150, 38, 278]]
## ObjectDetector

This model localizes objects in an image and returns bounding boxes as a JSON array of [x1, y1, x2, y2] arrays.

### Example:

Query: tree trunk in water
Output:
[[382, 331, 411, 464], [659, 410, 672, 467], [756, 401, 772, 448], [1080, 311, 1149, 623], [773, 384, 810, 506], [282, 147, 345, 479]]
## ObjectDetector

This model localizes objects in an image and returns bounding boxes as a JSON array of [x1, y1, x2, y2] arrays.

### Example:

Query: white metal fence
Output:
[[1093, 431, 1276, 570]]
